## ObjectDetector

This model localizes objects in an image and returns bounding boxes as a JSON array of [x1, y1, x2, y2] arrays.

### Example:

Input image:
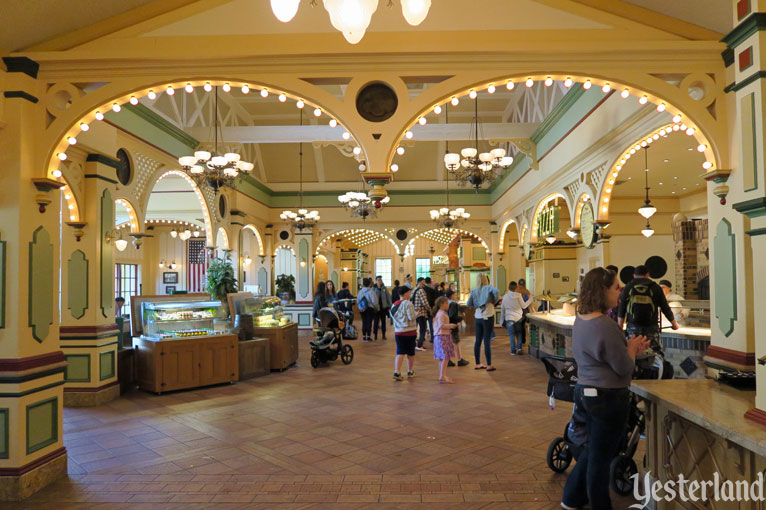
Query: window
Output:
[[374, 258, 392, 287], [415, 258, 430, 280], [115, 263, 140, 313]]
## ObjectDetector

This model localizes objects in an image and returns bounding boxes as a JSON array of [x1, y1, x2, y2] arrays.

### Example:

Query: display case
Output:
[[240, 296, 292, 328], [141, 300, 231, 339]]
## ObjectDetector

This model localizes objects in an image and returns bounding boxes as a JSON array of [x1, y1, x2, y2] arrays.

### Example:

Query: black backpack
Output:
[[627, 283, 657, 325]]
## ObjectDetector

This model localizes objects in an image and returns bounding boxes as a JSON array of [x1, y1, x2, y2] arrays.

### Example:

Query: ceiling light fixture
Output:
[[432, 136, 470, 228], [638, 147, 657, 220], [281, 108, 320, 230]]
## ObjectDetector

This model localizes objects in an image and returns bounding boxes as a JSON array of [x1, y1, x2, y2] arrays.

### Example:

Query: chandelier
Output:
[[270, 0, 432, 44], [429, 164, 470, 228], [280, 109, 320, 230], [338, 189, 390, 220], [638, 147, 656, 238], [178, 87, 254, 192], [443, 97, 513, 191]]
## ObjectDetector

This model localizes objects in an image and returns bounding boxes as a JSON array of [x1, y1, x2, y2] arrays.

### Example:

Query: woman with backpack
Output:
[[391, 286, 417, 380], [357, 277, 379, 343], [466, 274, 499, 371]]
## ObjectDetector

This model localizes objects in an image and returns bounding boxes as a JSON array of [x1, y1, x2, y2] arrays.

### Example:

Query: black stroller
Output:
[[542, 348, 671, 496], [335, 298, 358, 340], [310, 307, 354, 368]]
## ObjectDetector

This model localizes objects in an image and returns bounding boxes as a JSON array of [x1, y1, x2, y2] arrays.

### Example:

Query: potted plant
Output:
[[275, 274, 295, 304], [205, 256, 238, 317]]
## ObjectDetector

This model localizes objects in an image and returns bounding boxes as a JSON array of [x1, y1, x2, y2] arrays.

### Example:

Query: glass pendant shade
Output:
[[545, 235, 556, 244], [444, 152, 460, 168], [170, 229, 178, 238], [323, 0, 378, 44], [401, 0, 431, 25], [114, 238, 128, 251], [461, 147, 477, 159], [638, 203, 657, 219], [641, 223, 655, 238], [194, 151, 211, 161], [179, 156, 197, 167], [271, 0, 300, 22]]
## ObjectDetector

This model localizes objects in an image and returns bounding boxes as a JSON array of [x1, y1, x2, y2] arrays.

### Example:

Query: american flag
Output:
[[187, 239, 209, 292]]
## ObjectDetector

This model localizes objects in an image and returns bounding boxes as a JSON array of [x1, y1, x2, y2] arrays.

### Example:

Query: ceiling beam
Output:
[[186, 122, 540, 144]]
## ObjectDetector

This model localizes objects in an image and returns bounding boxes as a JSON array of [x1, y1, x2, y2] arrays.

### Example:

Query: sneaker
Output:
[[415, 346, 426, 351], [393, 372, 404, 381], [448, 360, 456, 367], [362, 337, 373, 343], [407, 370, 416, 378], [457, 359, 470, 367], [510, 351, 516, 356], [560, 503, 577, 510]]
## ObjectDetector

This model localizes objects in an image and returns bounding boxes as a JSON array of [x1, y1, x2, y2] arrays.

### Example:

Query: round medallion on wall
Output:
[[115, 149, 132, 186], [356, 82, 398, 122], [396, 229, 408, 241], [218, 194, 227, 219], [580, 202, 596, 249], [279, 230, 290, 241]]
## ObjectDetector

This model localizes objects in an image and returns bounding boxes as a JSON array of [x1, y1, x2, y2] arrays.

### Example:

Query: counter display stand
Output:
[[240, 296, 299, 371], [134, 299, 238, 393]]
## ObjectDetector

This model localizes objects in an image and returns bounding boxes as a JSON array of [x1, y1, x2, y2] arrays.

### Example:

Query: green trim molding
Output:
[[726, 70, 766, 93], [723, 12, 766, 48], [64, 354, 91, 383], [746, 227, 766, 236], [2, 90, 39, 103], [714, 218, 737, 337], [0, 408, 8, 459], [26, 397, 58, 455], [298, 237, 309, 299], [732, 197, 766, 218], [85, 153, 120, 170], [0, 237, 5, 329], [67, 250, 89, 320], [2, 56, 40, 77], [100, 351, 115, 381], [28, 227, 54, 343]]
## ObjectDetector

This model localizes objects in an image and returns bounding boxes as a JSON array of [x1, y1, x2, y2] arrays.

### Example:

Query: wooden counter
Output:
[[252, 322, 299, 371], [135, 333, 238, 393]]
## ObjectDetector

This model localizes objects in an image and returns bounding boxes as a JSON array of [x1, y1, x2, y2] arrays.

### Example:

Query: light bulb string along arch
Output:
[[280, 108, 320, 230]]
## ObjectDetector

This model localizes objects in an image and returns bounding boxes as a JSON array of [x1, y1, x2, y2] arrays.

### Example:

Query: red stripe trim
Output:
[[745, 408, 766, 427], [0, 447, 66, 476], [0, 352, 65, 372], [63, 381, 119, 393], [706, 346, 755, 366], [60, 324, 119, 335]]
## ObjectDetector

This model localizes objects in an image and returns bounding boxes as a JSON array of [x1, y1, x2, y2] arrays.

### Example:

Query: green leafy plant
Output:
[[275, 274, 295, 302], [205, 257, 238, 315]]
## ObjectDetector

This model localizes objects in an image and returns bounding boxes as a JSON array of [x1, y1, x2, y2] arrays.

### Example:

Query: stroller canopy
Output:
[[317, 307, 341, 329]]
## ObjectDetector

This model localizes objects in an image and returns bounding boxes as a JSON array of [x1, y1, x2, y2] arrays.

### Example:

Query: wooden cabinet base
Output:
[[135, 334, 238, 393], [252, 323, 299, 371], [238, 337, 270, 380]]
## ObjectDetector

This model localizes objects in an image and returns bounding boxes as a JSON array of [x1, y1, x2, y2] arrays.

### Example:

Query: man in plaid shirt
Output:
[[412, 277, 430, 351]]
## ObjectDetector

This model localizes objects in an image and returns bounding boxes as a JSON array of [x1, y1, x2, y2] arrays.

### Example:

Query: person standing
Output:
[[659, 279, 689, 327], [516, 278, 531, 345], [357, 277, 380, 343], [605, 265, 621, 322], [312, 281, 329, 322], [561, 267, 649, 510], [617, 265, 678, 347], [432, 296, 458, 383], [446, 290, 469, 367], [391, 286, 417, 380], [115, 296, 126, 318], [391, 279, 402, 303], [412, 278, 430, 351], [466, 274, 499, 371], [404, 273, 414, 290], [325, 280, 338, 305], [373, 275, 392, 341], [500, 281, 530, 355], [424, 277, 439, 342]]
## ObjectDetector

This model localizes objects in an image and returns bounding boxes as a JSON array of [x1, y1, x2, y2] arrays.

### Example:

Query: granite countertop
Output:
[[662, 326, 711, 338], [631, 379, 766, 457], [528, 311, 575, 327]]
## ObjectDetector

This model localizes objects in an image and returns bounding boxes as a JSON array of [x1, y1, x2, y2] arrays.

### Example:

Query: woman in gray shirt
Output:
[[561, 267, 649, 510]]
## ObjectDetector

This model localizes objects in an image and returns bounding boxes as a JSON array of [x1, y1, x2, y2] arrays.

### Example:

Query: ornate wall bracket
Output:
[[128, 232, 152, 249], [31, 178, 65, 213], [65, 221, 87, 242], [701, 168, 732, 205], [489, 138, 538, 170]]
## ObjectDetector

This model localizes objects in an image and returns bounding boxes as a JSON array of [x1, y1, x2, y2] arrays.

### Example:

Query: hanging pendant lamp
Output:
[[638, 147, 657, 219]]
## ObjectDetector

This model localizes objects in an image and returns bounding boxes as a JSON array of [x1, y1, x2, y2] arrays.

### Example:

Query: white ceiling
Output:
[[624, 0, 731, 35]]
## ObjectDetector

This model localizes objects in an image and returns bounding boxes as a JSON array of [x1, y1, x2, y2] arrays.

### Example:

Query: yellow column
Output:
[[59, 158, 120, 407], [0, 65, 67, 500]]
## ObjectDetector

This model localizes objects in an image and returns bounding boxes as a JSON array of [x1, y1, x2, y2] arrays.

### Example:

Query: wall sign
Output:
[[536, 204, 560, 240]]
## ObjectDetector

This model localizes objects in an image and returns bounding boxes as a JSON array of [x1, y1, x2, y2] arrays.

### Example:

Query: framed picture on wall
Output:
[[165, 285, 176, 294], [562, 276, 570, 282], [163, 272, 178, 284]]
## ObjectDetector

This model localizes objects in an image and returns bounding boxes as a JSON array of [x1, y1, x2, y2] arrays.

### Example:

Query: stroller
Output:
[[335, 299, 358, 340], [310, 307, 354, 368], [542, 347, 671, 496]]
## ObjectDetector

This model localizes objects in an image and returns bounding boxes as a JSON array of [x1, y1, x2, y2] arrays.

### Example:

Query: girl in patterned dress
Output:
[[432, 297, 458, 383]]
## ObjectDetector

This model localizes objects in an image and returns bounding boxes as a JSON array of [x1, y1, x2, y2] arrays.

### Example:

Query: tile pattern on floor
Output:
[[14, 331, 640, 509]]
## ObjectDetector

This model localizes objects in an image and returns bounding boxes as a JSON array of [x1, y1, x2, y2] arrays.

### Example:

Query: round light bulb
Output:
[[686, 128, 695, 136], [185, 83, 193, 93], [296, 100, 305, 108], [639, 95, 648, 105], [112, 103, 121, 112], [257, 88, 267, 98], [129, 96, 138, 105], [657, 103, 666, 112], [434, 105, 442, 114], [397, 147, 405, 155], [544, 77, 553, 87], [57, 152, 67, 161], [329, 119, 338, 127], [95, 111, 104, 120], [390, 164, 399, 172], [703, 161, 713, 170], [697, 144, 707, 152], [405, 130, 413, 139], [487, 84, 496, 94], [147, 90, 157, 100], [241, 84, 250, 94], [222, 83, 231, 92], [353, 146, 361, 155], [451, 96, 459, 106], [278, 93, 287, 102], [563, 78, 573, 88], [79, 122, 89, 132], [583, 80, 592, 90], [418, 117, 427, 125], [204, 82, 212, 92], [342, 131, 350, 140], [166, 86, 175, 96], [506, 81, 515, 90], [621, 89, 630, 99], [67, 136, 77, 145], [602, 83, 611, 93], [52, 169, 63, 178], [673, 114, 682, 123], [314, 108, 322, 117], [526, 78, 534, 88]]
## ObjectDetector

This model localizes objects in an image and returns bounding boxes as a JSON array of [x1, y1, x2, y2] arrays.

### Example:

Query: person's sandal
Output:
[[486, 367, 497, 372], [474, 365, 487, 370]]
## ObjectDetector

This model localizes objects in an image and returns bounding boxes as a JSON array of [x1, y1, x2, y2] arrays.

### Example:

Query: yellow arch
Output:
[[114, 197, 141, 233], [573, 193, 595, 229], [498, 218, 518, 253], [242, 224, 265, 256], [405, 227, 488, 257], [314, 228, 398, 255], [275, 244, 295, 256], [216, 227, 230, 250], [150, 170, 214, 246], [530, 192, 568, 243]]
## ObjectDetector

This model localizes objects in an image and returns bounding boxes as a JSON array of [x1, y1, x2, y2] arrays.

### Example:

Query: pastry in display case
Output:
[[240, 296, 292, 328], [141, 300, 230, 339]]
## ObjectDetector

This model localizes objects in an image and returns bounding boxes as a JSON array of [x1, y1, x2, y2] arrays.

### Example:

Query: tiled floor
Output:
[[17, 331, 639, 509]]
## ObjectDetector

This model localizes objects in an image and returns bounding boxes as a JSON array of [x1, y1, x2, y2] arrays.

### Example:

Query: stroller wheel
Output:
[[310, 352, 320, 368], [610, 453, 638, 496], [340, 344, 354, 365], [546, 437, 572, 473]]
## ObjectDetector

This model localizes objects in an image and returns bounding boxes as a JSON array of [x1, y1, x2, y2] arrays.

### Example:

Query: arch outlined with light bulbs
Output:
[[274, 244, 296, 257], [572, 191, 595, 230], [497, 218, 520, 253], [114, 197, 141, 233], [530, 192, 570, 243], [404, 227, 488, 258], [42, 77, 365, 194], [144, 169, 214, 246], [314, 228, 399, 256], [241, 224, 265, 257], [216, 227, 230, 251], [595, 123, 708, 222], [386, 73, 723, 180]]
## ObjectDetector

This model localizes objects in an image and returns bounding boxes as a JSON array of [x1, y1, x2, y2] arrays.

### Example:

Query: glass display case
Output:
[[141, 299, 230, 339], [240, 296, 292, 328]]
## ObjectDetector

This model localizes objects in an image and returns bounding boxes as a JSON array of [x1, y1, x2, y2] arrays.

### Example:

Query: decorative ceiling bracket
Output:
[[312, 141, 364, 162], [489, 138, 538, 170], [31, 178, 65, 213], [65, 221, 87, 242], [701, 169, 732, 205]]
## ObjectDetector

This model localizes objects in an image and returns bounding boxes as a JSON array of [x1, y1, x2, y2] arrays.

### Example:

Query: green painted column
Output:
[[0, 65, 67, 500], [59, 158, 120, 407]]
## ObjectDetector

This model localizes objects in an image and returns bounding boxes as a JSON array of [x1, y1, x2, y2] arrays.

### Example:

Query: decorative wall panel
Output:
[[100, 350, 115, 380], [258, 267, 268, 293], [0, 236, 5, 329], [299, 238, 309, 299], [64, 354, 91, 383], [0, 409, 8, 459], [67, 250, 88, 319], [713, 219, 737, 337], [100, 190, 114, 318], [496, 265, 507, 293], [741, 93, 758, 191], [26, 397, 58, 454], [28, 227, 53, 342]]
